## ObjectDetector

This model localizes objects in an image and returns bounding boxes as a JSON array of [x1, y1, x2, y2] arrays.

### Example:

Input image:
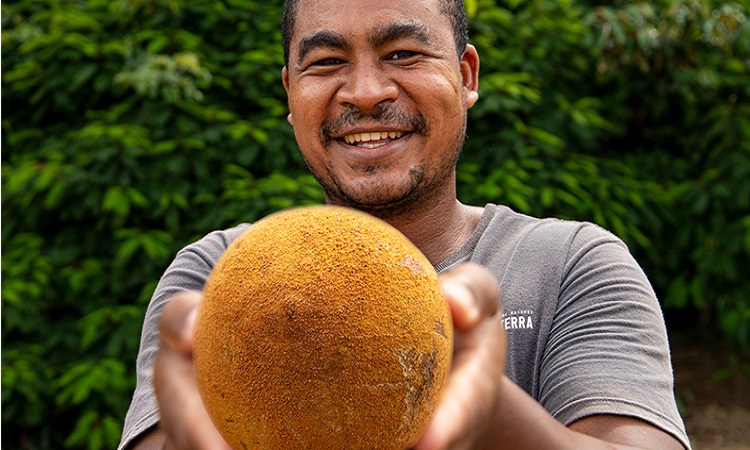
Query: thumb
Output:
[[440, 263, 499, 330]]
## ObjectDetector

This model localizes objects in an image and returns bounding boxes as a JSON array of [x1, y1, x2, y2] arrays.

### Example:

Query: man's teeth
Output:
[[343, 131, 403, 146]]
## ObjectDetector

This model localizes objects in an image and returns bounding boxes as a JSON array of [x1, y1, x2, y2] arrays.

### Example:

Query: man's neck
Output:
[[391, 200, 482, 265], [324, 179, 484, 265], [375, 197, 484, 266]]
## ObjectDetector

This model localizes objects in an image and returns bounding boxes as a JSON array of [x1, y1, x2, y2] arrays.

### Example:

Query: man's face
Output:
[[283, 0, 479, 216]]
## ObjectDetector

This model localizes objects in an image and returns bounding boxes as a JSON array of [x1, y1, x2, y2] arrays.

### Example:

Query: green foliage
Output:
[[2, 0, 748, 449]]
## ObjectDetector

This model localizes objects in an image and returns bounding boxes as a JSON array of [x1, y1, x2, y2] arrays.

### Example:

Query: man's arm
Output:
[[469, 377, 685, 450], [127, 291, 231, 450], [127, 426, 165, 450], [129, 264, 506, 450], [119, 226, 249, 450], [415, 264, 687, 450], [130, 263, 687, 450], [153, 291, 232, 450]]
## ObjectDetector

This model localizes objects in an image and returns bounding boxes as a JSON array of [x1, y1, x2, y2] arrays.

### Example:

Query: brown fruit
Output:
[[193, 205, 452, 450]]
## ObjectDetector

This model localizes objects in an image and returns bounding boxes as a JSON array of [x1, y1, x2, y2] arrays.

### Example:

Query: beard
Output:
[[300, 102, 467, 220], [326, 163, 429, 219]]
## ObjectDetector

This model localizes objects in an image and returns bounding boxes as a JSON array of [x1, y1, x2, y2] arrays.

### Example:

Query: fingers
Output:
[[440, 262, 499, 330], [154, 291, 231, 450], [415, 263, 506, 450]]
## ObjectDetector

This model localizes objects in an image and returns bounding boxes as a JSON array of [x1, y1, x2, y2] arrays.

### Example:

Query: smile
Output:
[[343, 131, 404, 148]]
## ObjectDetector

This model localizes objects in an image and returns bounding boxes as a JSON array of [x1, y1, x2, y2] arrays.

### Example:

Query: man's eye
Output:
[[388, 51, 419, 61], [312, 58, 343, 67]]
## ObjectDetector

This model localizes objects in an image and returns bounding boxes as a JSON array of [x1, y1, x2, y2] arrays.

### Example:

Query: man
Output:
[[119, 0, 691, 448]]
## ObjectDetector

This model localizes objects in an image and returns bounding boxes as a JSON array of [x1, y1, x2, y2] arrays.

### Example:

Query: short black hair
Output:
[[281, 0, 469, 66]]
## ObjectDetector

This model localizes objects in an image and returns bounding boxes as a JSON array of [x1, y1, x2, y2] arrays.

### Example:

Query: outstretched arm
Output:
[[154, 291, 232, 450], [129, 263, 507, 450], [130, 262, 685, 450], [415, 262, 686, 450], [129, 291, 231, 450]]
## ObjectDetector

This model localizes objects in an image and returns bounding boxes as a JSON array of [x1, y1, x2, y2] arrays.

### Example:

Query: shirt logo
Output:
[[502, 309, 534, 330]]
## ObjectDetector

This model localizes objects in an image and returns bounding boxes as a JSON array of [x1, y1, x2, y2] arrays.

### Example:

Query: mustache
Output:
[[320, 104, 428, 144]]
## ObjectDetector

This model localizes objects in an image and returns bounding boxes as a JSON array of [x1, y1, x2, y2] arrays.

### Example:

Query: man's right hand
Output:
[[150, 291, 231, 450]]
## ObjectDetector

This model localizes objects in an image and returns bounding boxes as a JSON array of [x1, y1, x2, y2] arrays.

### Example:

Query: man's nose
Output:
[[335, 62, 399, 112]]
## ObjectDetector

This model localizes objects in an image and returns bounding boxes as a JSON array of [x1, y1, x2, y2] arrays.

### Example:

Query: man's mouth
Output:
[[343, 131, 405, 149]]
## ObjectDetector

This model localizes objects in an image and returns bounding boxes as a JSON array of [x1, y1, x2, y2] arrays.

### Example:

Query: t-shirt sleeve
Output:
[[117, 225, 247, 450], [537, 224, 690, 449]]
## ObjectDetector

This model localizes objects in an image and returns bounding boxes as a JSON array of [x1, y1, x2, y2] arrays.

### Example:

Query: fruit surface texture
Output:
[[193, 206, 452, 450]]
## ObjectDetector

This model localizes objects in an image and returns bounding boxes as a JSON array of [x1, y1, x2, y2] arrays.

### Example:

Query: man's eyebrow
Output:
[[297, 30, 349, 65], [370, 21, 431, 49]]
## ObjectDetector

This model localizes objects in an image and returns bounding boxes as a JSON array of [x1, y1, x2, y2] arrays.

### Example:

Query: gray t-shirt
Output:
[[118, 204, 690, 449]]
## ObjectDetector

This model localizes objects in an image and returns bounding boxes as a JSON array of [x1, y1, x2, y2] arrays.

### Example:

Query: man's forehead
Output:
[[294, 0, 441, 14], [290, 0, 444, 39]]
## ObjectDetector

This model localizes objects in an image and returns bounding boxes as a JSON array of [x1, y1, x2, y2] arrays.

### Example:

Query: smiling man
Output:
[[282, 1, 476, 223], [118, 0, 691, 449]]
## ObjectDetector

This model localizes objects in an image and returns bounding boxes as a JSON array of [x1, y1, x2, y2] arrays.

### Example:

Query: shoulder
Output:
[[170, 223, 251, 267], [487, 204, 614, 243], [180, 223, 251, 256], [475, 204, 618, 266], [148, 223, 252, 299], [470, 205, 643, 319]]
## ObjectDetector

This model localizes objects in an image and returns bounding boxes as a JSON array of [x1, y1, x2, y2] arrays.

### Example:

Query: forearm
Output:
[[127, 426, 165, 450], [476, 376, 576, 450], [477, 376, 684, 450]]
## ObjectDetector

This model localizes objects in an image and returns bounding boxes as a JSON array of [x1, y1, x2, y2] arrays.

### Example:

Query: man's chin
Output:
[[325, 189, 426, 220], [319, 165, 434, 218]]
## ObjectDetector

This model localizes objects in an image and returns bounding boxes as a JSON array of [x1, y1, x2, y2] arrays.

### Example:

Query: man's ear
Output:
[[460, 45, 480, 109], [282, 66, 290, 94], [282, 66, 293, 125]]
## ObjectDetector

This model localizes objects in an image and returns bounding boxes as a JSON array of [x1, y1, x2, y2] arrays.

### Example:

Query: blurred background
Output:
[[2, 0, 749, 448]]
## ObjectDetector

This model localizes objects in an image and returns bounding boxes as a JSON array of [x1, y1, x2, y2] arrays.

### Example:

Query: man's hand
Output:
[[415, 263, 507, 450], [148, 262, 505, 450], [153, 291, 231, 450]]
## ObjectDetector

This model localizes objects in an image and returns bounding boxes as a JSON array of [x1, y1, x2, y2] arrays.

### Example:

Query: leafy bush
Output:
[[2, 0, 748, 448], [459, 0, 750, 348]]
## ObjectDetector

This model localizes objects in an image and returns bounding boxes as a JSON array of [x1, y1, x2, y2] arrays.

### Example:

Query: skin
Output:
[[129, 0, 687, 448]]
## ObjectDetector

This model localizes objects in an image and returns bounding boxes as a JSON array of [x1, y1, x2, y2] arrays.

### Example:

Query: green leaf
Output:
[[102, 186, 130, 217]]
